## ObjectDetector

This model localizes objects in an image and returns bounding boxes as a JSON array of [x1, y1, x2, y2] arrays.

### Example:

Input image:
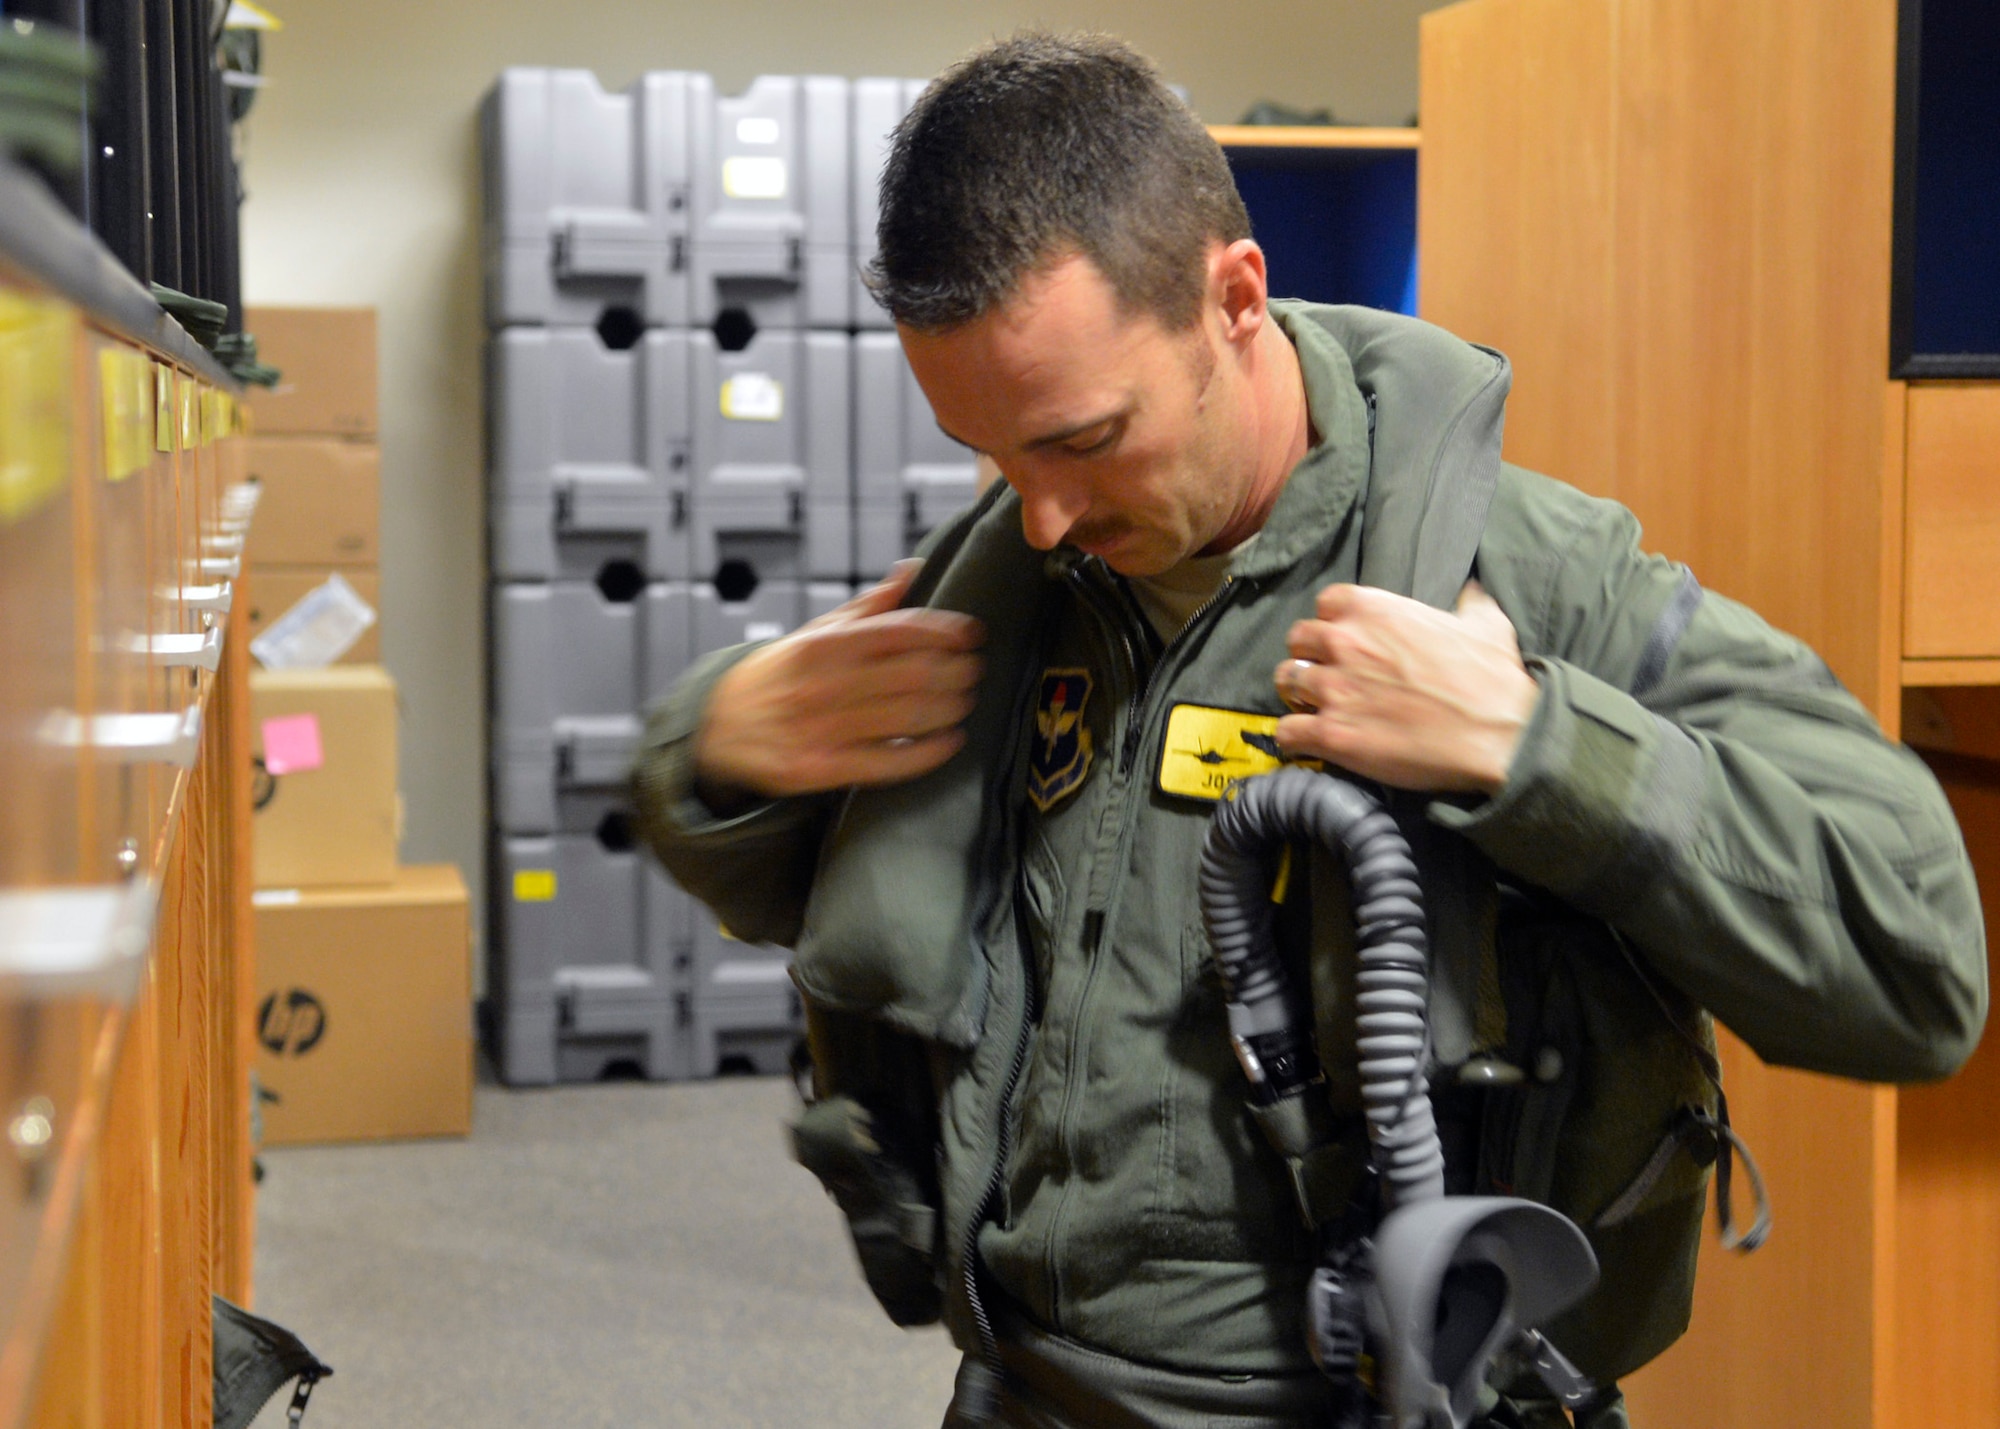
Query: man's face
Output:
[[900, 253, 1255, 578]]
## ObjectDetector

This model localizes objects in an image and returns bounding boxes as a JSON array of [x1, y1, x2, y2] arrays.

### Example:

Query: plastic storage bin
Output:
[[853, 330, 979, 577], [489, 578, 693, 834], [481, 68, 697, 328], [487, 326, 693, 581], [689, 74, 851, 329], [488, 819, 693, 1084], [689, 328, 851, 582]]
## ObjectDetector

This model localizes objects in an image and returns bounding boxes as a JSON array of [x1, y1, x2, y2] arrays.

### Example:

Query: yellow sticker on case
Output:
[[513, 870, 557, 902]]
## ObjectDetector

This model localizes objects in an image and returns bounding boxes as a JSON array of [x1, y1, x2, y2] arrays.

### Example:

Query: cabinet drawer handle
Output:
[[0, 879, 161, 1004], [126, 625, 223, 671], [171, 581, 232, 616], [40, 706, 202, 767]]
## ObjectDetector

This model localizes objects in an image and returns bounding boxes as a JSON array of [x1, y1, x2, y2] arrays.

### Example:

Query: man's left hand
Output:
[[1272, 580, 1539, 794]]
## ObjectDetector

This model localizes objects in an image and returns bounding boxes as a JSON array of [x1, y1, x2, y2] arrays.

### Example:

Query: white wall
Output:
[[240, 0, 1451, 958]]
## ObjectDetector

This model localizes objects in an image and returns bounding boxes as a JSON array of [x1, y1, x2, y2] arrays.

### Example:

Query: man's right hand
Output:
[[692, 560, 986, 801]]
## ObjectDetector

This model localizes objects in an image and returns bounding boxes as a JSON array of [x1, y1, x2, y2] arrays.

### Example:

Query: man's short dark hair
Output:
[[869, 32, 1251, 333]]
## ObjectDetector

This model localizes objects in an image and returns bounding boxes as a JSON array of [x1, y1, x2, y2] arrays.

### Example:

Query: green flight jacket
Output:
[[635, 304, 1987, 1382]]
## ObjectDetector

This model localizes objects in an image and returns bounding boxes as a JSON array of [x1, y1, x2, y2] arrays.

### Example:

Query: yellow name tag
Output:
[[1157, 703, 1289, 801]]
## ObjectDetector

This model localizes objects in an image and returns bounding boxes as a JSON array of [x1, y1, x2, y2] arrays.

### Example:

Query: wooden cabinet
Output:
[[1905, 385, 2000, 659], [0, 161, 256, 1429], [1419, 2, 1997, 1424]]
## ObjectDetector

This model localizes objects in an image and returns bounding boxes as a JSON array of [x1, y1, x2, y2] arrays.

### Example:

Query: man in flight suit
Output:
[[636, 32, 1987, 1429]]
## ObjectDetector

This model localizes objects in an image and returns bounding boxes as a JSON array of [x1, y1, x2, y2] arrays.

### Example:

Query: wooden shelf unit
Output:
[[1206, 124, 1420, 151], [1209, 125, 1422, 318], [0, 163, 257, 1429], [1905, 659, 2000, 688], [1418, 2, 1999, 1424]]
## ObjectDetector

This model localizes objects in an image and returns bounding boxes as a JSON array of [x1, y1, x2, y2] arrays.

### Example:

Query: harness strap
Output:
[[1251, 339, 1511, 1228], [1593, 1094, 1771, 1252], [1246, 1092, 1370, 1230]]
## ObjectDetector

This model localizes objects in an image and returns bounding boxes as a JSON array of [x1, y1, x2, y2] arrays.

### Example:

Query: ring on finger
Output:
[[1280, 658, 1320, 714]]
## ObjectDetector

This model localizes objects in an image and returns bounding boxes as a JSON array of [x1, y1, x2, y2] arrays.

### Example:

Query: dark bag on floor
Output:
[[213, 1295, 332, 1429]]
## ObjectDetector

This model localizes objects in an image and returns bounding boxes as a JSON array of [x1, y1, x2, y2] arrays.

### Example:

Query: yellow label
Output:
[[155, 362, 175, 451], [1157, 703, 1288, 801], [124, 350, 151, 471], [179, 376, 200, 449], [513, 869, 557, 902], [99, 347, 151, 481], [0, 292, 76, 525]]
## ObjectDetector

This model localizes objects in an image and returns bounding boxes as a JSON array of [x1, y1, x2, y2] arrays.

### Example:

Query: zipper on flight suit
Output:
[[956, 860, 1045, 1410], [1068, 557, 1247, 777], [1020, 557, 1250, 1330]]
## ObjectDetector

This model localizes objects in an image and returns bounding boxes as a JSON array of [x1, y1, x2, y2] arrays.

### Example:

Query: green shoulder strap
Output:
[[1332, 303, 1514, 1075], [1250, 307, 1518, 1228]]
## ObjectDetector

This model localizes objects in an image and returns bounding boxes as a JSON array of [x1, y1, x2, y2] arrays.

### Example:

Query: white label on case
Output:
[[744, 621, 785, 642], [252, 888, 302, 906], [721, 155, 787, 199], [719, 372, 784, 422], [735, 116, 781, 145]]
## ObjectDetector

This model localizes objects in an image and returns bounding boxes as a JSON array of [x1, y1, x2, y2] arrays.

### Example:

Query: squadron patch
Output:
[[1028, 668, 1094, 812], [1157, 703, 1304, 801]]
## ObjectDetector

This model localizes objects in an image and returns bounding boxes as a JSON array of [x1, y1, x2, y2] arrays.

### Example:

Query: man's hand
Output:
[[1272, 580, 1538, 794], [693, 560, 985, 800]]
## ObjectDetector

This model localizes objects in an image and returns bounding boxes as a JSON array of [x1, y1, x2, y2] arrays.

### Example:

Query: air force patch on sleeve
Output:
[[1028, 668, 1094, 812]]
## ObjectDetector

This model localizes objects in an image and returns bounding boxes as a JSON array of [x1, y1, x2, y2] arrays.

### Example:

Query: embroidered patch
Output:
[[1157, 703, 1303, 801], [1028, 668, 1095, 812]]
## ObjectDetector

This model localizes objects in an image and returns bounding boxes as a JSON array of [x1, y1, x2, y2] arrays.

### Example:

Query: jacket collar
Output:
[[1228, 303, 1375, 580]]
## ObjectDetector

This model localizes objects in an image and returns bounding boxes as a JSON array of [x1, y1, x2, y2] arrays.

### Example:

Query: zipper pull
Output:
[[287, 1371, 323, 1426]]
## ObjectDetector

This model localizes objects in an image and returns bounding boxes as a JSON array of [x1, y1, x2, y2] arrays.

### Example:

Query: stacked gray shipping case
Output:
[[481, 67, 979, 1085]]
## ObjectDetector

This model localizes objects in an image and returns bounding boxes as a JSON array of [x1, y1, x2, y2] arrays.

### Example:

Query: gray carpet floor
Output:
[[247, 1075, 961, 1428]]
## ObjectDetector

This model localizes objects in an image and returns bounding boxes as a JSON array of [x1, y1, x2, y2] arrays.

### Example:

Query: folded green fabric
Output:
[[0, 19, 99, 173], [151, 282, 230, 349]]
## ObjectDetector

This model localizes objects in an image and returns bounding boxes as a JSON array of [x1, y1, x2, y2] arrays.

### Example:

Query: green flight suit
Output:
[[635, 304, 1986, 1423]]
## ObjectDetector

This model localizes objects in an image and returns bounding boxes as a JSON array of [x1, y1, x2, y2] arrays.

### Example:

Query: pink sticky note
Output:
[[262, 714, 324, 776]]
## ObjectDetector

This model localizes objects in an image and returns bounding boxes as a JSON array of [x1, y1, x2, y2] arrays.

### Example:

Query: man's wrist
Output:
[[1476, 664, 1545, 794]]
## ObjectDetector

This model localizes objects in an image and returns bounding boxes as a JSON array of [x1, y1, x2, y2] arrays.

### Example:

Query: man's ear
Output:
[[1213, 239, 1270, 347]]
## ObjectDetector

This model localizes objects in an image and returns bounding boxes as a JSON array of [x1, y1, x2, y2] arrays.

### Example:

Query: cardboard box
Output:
[[244, 306, 378, 437], [253, 865, 473, 1145], [243, 436, 379, 566], [251, 665, 399, 887], [245, 566, 381, 665]]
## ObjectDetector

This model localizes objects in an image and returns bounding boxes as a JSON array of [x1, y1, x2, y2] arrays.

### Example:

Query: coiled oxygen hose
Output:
[[1201, 767, 1601, 1429], [1199, 766, 1445, 1209]]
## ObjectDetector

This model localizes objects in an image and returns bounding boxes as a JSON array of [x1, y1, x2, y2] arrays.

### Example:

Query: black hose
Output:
[[1199, 768, 1445, 1210]]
